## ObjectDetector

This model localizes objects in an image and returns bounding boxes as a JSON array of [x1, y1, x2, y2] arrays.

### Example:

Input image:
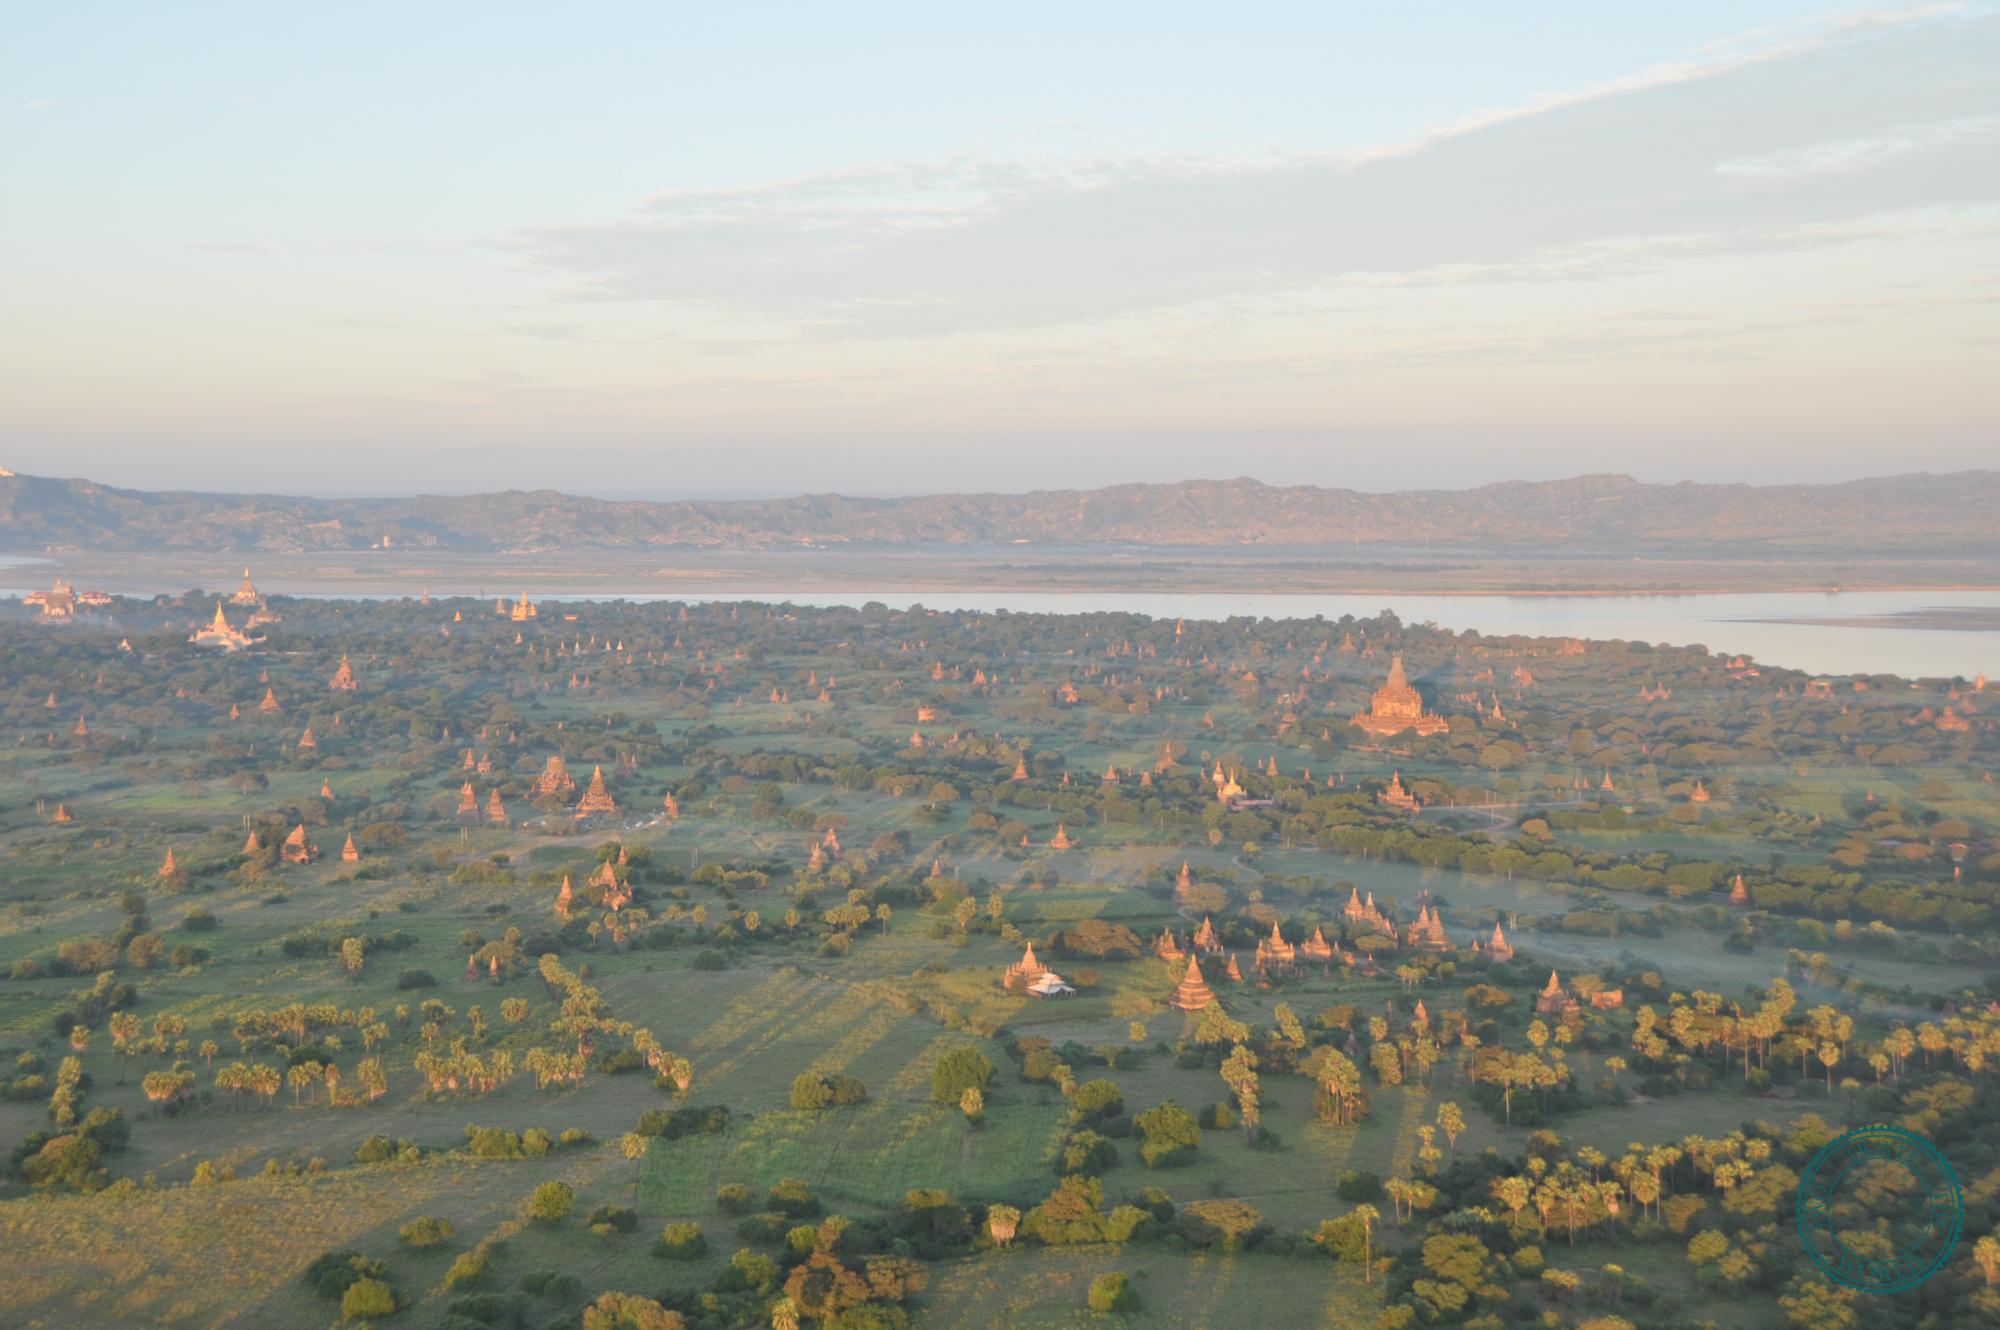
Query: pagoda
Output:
[[341, 833, 360, 862], [662, 791, 680, 820], [455, 782, 479, 820], [1175, 861, 1193, 900], [1254, 921, 1296, 972], [1223, 953, 1244, 983], [533, 755, 576, 798], [1299, 926, 1335, 965], [1343, 887, 1394, 937], [555, 875, 574, 918], [1049, 824, 1075, 851], [1169, 956, 1216, 1011], [159, 849, 180, 879], [52, 804, 73, 823], [1689, 780, 1711, 803], [1405, 904, 1453, 952], [575, 766, 618, 817], [297, 726, 317, 752], [484, 789, 508, 825], [1351, 655, 1448, 738], [510, 592, 538, 622], [329, 655, 359, 691], [1729, 874, 1750, 907], [1010, 757, 1030, 781], [1156, 929, 1186, 963], [280, 825, 317, 865], [191, 602, 258, 650], [1002, 942, 1054, 993], [1535, 970, 1579, 1017], [257, 687, 281, 714], [230, 568, 261, 605], [1378, 771, 1421, 814], [1485, 921, 1515, 961], [1192, 917, 1223, 957]]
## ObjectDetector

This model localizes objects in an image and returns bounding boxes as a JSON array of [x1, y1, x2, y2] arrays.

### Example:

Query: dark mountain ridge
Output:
[[2, 469, 1995, 556]]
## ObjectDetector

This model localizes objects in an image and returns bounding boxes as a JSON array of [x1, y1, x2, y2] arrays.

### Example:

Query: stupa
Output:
[[575, 766, 618, 817], [1378, 771, 1421, 814], [533, 755, 576, 798], [191, 602, 259, 650], [1169, 956, 1215, 1011], [1254, 921, 1296, 972], [280, 824, 317, 865], [341, 833, 360, 862], [1535, 970, 1579, 1017], [230, 568, 262, 606], [485, 789, 508, 825], [329, 655, 359, 691], [1485, 921, 1515, 961], [1351, 655, 1448, 738]]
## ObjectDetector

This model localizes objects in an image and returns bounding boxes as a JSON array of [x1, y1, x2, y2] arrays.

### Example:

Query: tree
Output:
[[340, 936, 365, 975], [1087, 1271, 1137, 1312], [931, 1046, 993, 1104], [340, 1277, 397, 1320], [987, 1204, 1020, 1247], [1436, 1102, 1464, 1157], [1351, 1204, 1379, 1283], [1134, 1102, 1201, 1167], [526, 1179, 574, 1223], [580, 1291, 685, 1330]]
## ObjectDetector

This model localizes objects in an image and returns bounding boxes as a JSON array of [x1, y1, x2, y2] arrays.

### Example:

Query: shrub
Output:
[[767, 1177, 819, 1218], [715, 1183, 753, 1214], [692, 950, 727, 970], [341, 1277, 397, 1320], [525, 1180, 574, 1223], [399, 1215, 456, 1248], [395, 968, 437, 990], [355, 1135, 396, 1164], [303, 1250, 386, 1300], [931, 1046, 994, 1104], [655, 1221, 708, 1259], [587, 1205, 638, 1233], [790, 1072, 868, 1110], [1087, 1271, 1136, 1312], [1134, 1102, 1200, 1168], [443, 1246, 489, 1290]]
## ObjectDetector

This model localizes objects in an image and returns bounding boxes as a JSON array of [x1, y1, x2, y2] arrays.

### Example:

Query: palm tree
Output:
[[1351, 1204, 1379, 1283]]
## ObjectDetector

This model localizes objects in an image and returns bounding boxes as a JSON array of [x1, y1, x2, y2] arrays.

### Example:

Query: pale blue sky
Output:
[[5, 3, 1997, 496]]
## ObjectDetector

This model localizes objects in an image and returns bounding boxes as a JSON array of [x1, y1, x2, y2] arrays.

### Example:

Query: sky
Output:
[[4, 2, 1998, 498]]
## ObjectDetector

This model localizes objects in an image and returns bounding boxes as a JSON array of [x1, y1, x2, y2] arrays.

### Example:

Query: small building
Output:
[[1169, 956, 1216, 1011]]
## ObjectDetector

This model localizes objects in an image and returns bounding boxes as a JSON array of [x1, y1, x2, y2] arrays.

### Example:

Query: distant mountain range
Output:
[[2, 470, 1996, 556]]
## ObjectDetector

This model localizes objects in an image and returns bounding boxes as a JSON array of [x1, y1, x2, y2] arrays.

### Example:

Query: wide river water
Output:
[[2, 554, 1994, 679]]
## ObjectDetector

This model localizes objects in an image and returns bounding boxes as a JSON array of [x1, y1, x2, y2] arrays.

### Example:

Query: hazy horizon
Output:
[[7, 2, 1998, 493]]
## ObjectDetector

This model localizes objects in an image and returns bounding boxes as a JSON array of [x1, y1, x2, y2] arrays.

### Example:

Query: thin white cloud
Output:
[[510, 5, 1997, 339], [25, 99, 57, 111], [1716, 116, 2000, 176]]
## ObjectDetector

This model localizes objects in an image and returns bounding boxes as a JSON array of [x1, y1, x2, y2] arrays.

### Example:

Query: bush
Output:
[[355, 1135, 396, 1164], [1134, 1102, 1200, 1168], [1087, 1271, 1136, 1312], [692, 950, 727, 970], [396, 968, 437, 990], [767, 1177, 819, 1217], [399, 1215, 456, 1248], [715, 1183, 753, 1214], [586, 1205, 638, 1233], [341, 1277, 397, 1319], [931, 1046, 994, 1104], [442, 1246, 489, 1291], [655, 1221, 708, 1259], [303, 1250, 386, 1301], [525, 1180, 574, 1223], [791, 1072, 869, 1110]]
